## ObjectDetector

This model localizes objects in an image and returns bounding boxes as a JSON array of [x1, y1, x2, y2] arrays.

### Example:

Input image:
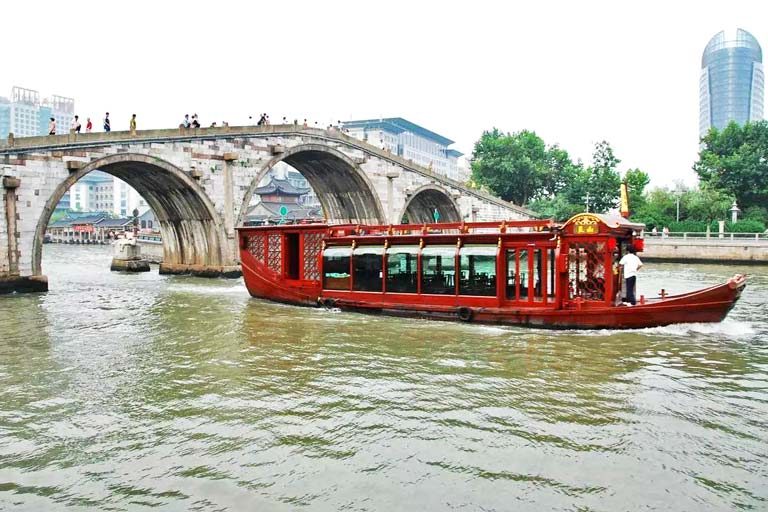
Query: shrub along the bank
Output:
[[713, 220, 767, 233]]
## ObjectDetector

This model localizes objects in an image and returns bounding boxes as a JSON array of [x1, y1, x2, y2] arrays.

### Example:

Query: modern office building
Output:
[[0, 86, 75, 138], [700, 29, 764, 138], [343, 118, 464, 181]]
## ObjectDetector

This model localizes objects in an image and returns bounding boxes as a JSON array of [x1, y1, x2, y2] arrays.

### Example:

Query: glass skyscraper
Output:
[[699, 29, 764, 139]]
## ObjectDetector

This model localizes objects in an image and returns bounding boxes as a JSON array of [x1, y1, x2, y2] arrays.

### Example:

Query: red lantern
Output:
[[633, 238, 645, 252], [607, 238, 617, 251]]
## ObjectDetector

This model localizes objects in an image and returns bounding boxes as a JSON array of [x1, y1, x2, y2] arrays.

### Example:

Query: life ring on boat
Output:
[[457, 306, 474, 322], [727, 274, 746, 289]]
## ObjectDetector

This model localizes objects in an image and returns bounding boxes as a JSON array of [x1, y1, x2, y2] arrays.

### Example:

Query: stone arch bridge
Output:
[[0, 125, 532, 293]]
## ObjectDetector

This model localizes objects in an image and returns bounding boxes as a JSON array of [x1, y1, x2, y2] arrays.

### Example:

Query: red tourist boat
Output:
[[236, 213, 746, 329]]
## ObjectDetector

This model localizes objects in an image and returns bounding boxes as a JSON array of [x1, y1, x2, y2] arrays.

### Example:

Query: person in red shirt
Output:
[[86, 118, 93, 133]]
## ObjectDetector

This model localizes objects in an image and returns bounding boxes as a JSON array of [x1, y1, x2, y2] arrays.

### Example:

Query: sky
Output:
[[1, 0, 766, 188]]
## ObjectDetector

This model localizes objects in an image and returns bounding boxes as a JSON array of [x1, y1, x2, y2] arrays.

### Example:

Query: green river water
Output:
[[0, 245, 766, 511]]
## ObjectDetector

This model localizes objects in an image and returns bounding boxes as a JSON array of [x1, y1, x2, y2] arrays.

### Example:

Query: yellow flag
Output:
[[620, 182, 630, 218]]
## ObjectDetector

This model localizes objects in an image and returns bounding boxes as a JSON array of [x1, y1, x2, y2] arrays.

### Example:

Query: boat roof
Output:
[[236, 213, 645, 238], [237, 218, 554, 236], [560, 213, 645, 233]]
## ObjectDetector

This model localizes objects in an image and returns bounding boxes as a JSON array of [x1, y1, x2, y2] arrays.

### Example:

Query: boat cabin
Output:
[[238, 213, 645, 312]]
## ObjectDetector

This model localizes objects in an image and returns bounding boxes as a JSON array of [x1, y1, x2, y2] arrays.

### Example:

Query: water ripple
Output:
[[0, 247, 766, 510]]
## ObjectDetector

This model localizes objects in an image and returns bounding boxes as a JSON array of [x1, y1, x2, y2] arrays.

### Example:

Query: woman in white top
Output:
[[619, 245, 643, 305]]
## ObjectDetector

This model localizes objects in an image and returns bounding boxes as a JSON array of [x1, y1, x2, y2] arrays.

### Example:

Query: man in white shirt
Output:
[[619, 245, 643, 305]]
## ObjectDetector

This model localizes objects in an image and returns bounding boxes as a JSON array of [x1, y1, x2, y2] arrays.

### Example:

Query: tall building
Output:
[[343, 118, 464, 181], [0, 86, 75, 138], [700, 29, 764, 138]]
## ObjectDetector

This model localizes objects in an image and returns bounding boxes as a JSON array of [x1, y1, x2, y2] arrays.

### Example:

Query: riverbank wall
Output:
[[642, 238, 768, 265]]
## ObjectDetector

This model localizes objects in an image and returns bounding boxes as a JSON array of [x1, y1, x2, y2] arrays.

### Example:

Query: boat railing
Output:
[[644, 231, 768, 242], [327, 219, 555, 238]]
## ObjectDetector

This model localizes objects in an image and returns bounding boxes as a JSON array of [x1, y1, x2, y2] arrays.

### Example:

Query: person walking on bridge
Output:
[[86, 117, 93, 133], [130, 114, 137, 133], [48, 117, 56, 135], [103, 113, 111, 132]]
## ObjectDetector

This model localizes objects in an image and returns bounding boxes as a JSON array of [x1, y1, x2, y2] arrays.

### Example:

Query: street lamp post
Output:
[[676, 195, 680, 222], [729, 201, 740, 224]]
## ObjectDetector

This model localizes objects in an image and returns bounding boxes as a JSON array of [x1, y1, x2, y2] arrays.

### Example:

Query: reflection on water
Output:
[[0, 245, 766, 510]]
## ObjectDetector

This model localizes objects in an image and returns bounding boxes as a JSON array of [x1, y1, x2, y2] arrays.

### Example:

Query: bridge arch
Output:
[[397, 184, 462, 224], [237, 144, 385, 225], [32, 153, 229, 275]]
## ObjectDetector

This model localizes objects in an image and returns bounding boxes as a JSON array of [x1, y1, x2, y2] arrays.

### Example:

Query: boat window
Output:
[[459, 246, 497, 296], [506, 249, 517, 300], [519, 249, 529, 299], [323, 246, 351, 290], [533, 249, 543, 302], [386, 245, 419, 294], [548, 249, 556, 300], [421, 246, 456, 295], [353, 246, 384, 292]]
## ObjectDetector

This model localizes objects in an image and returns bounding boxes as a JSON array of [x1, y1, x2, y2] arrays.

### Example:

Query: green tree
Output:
[[471, 128, 547, 206], [633, 187, 675, 229], [528, 195, 583, 221], [694, 120, 768, 210], [623, 168, 650, 215], [585, 141, 622, 213], [681, 185, 733, 222], [743, 205, 768, 223], [540, 145, 579, 198]]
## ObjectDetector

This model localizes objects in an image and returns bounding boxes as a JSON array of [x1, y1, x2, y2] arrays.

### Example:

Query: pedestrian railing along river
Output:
[[646, 232, 768, 242]]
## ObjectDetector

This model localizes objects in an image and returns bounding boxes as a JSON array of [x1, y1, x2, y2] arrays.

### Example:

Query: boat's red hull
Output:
[[241, 255, 745, 329], [241, 259, 320, 306], [324, 282, 744, 329]]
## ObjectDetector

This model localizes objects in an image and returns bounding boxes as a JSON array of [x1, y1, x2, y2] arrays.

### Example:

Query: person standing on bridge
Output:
[[48, 117, 56, 135], [103, 113, 111, 132], [183, 114, 190, 128], [130, 114, 137, 133], [86, 117, 93, 133]]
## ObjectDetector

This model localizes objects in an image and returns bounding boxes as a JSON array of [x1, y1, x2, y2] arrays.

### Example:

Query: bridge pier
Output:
[[0, 175, 47, 293]]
